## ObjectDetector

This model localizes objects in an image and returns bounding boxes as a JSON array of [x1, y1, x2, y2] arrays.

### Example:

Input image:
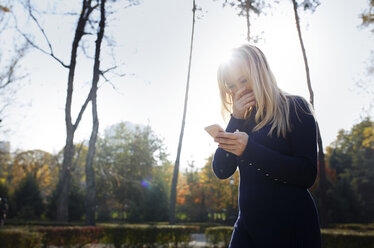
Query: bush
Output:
[[0, 229, 43, 248], [37, 226, 104, 247], [205, 226, 233, 247], [13, 175, 44, 219], [205, 226, 374, 248], [331, 223, 374, 231], [101, 224, 199, 248], [322, 229, 374, 248]]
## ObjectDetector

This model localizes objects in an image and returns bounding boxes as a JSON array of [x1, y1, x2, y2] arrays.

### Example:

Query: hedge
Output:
[[205, 226, 374, 248], [37, 226, 104, 247], [100, 224, 200, 248], [321, 229, 374, 248], [0, 229, 43, 248], [205, 226, 233, 247]]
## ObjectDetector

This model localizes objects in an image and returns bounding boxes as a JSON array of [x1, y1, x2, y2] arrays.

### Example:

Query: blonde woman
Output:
[[212, 44, 321, 248]]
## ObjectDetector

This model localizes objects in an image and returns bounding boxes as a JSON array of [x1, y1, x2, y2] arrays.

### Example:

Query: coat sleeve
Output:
[[211, 115, 245, 179], [237, 97, 318, 188]]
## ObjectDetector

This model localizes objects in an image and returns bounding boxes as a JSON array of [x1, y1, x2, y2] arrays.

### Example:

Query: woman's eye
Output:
[[240, 79, 247, 84], [228, 85, 235, 89]]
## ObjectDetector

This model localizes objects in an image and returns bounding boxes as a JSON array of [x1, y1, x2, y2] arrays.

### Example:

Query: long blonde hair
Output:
[[217, 44, 292, 138]]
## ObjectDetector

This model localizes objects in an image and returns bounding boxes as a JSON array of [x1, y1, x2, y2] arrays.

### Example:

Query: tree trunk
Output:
[[246, 1, 250, 42], [85, 0, 106, 226], [169, 0, 196, 224], [56, 0, 94, 222], [291, 0, 328, 227]]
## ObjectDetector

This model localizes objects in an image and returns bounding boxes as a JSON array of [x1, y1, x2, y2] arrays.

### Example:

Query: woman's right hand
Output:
[[232, 87, 256, 119]]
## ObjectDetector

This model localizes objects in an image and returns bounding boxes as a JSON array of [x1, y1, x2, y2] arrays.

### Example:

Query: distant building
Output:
[[0, 142, 10, 154]]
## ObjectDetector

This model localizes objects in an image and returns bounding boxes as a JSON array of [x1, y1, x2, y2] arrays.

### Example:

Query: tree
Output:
[[218, 0, 267, 42], [174, 156, 239, 223], [46, 179, 85, 221], [84, 0, 106, 226], [95, 122, 168, 221], [169, 0, 197, 224], [0, 147, 12, 186], [290, 0, 329, 227], [361, 0, 374, 31], [176, 161, 208, 222], [16, 0, 100, 222], [357, 0, 374, 104], [0, 2, 28, 126], [326, 118, 374, 222], [17, 0, 136, 222], [12, 149, 59, 200], [13, 174, 44, 219]]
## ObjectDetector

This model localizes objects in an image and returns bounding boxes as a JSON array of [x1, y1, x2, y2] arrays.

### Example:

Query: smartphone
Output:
[[204, 124, 224, 139]]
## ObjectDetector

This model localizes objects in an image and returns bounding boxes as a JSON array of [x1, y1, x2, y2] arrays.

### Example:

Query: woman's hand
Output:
[[214, 131, 248, 156], [232, 87, 256, 119]]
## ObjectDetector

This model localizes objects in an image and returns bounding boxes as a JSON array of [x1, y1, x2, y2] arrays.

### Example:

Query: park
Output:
[[0, 0, 374, 247]]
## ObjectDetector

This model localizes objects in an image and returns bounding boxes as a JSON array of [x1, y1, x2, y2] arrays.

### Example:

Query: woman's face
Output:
[[225, 64, 252, 97]]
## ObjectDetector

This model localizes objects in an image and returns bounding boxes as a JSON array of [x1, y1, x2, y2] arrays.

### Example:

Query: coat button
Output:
[[265, 173, 269, 176], [283, 181, 287, 184], [249, 162, 252, 166], [257, 168, 261, 171], [274, 179, 278, 181]]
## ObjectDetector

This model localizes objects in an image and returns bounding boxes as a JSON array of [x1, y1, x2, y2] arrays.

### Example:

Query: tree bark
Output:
[[291, 0, 328, 227], [85, 0, 106, 226], [169, 0, 196, 224]]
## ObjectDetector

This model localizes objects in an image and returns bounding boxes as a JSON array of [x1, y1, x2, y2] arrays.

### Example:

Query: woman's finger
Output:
[[233, 87, 247, 101], [216, 132, 235, 138], [238, 95, 255, 106], [216, 138, 238, 145], [218, 143, 236, 152]]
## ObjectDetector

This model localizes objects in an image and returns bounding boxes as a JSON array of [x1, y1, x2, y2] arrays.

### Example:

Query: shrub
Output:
[[101, 224, 199, 248], [322, 229, 374, 248], [37, 226, 104, 247], [0, 229, 43, 248], [205, 226, 233, 247], [331, 223, 374, 231], [13, 174, 44, 219]]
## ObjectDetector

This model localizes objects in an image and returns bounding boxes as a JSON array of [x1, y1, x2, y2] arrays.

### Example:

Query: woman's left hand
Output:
[[214, 131, 248, 156]]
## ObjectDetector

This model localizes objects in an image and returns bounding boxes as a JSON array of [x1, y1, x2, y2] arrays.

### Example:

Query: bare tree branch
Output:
[[101, 65, 118, 74], [73, 88, 93, 129], [26, 0, 54, 54], [15, 25, 70, 68]]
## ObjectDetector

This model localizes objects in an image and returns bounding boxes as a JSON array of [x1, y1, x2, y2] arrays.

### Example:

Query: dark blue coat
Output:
[[212, 95, 322, 248]]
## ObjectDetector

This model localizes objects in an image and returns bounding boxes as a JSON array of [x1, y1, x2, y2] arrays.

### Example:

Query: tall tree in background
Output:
[[84, 0, 106, 226], [53, 0, 96, 222], [219, 0, 266, 42], [17, 0, 138, 222], [290, 0, 328, 227], [169, 0, 197, 224], [18, 0, 105, 222]]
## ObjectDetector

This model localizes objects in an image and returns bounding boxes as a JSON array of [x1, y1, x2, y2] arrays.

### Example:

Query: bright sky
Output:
[[2, 0, 373, 171]]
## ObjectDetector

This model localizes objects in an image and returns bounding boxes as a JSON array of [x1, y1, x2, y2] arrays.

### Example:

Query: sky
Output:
[[1, 0, 373, 171]]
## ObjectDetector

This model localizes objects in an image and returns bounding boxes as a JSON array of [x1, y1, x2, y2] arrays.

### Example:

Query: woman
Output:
[[212, 44, 322, 248]]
